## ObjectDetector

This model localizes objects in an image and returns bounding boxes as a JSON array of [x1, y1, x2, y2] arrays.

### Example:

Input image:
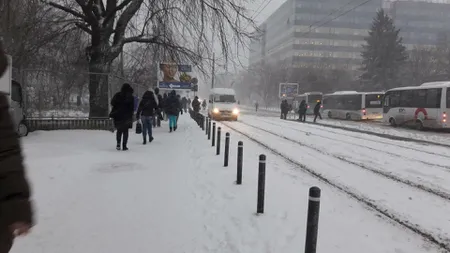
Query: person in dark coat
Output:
[[0, 44, 33, 253], [136, 89, 158, 144], [181, 97, 188, 113], [313, 101, 322, 123], [280, 100, 289, 120], [153, 88, 164, 128], [110, 83, 134, 150], [164, 90, 181, 132], [192, 96, 201, 113], [298, 100, 307, 122], [201, 100, 207, 110]]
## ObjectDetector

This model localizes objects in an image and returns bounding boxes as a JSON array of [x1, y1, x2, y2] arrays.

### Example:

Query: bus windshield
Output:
[[214, 95, 236, 103], [365, 94, 383, 108], [309, 94, 322, 103]]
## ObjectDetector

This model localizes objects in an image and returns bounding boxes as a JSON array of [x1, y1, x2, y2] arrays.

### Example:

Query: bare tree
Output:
[[45, 0, 256, 117]]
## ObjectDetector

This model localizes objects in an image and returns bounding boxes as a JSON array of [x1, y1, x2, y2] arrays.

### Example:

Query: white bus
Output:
[[293, 92, 323, 115], [323, 91, 384, 120], [383, 81, 450, 130]]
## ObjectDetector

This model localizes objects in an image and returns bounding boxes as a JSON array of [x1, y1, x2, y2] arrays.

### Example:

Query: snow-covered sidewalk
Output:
[[12, 115, 443, 252]]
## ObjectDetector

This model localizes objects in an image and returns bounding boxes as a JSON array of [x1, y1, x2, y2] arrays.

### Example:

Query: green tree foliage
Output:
[[360, 9, 408, 90]]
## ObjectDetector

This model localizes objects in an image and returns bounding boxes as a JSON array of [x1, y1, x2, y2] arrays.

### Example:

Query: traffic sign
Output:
[[279, 83, 299, 98], [159, 82, 193, 89]]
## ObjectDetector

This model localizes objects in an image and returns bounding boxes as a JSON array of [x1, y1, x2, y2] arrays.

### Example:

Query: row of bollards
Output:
[[199, 116, 321, 253]]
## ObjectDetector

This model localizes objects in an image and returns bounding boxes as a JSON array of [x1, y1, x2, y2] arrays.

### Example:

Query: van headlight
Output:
[[232, 108, 239, 115], [213, 108, 220, 114]]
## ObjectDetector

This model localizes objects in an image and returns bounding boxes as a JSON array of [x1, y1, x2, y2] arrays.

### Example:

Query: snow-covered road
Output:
[[219, 115, 450, 250], [12, 115, 449, 252]]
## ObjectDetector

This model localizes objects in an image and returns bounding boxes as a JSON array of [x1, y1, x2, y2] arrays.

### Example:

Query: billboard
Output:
[[158, 63, 197, 90], [279, 83, 299, 98]]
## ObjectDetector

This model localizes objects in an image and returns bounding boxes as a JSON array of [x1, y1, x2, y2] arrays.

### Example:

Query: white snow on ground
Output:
[[239, 105, 450, 146], [12, 116, 444, 252]]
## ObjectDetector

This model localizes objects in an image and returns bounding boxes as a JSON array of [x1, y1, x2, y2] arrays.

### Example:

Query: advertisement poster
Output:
[[158, 63, 196, 90], [279, 83, 299, 98]]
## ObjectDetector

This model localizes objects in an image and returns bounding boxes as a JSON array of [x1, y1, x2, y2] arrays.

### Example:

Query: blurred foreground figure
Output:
[[0, 43, 33, 253]]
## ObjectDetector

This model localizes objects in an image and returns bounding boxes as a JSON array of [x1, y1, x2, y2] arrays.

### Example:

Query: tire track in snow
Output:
[[221, 121, 450, 252], [252, 117, 450, 171], [282, 118, 450, 159], [237, 120, 450, 202]]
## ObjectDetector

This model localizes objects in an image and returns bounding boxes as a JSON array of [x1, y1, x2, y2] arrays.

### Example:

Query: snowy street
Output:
[[12, 114, 450, 252]]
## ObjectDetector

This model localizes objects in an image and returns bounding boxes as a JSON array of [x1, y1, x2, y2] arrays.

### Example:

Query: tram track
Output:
[[220, 121, 450, 252], [252, 117, 450, 171]]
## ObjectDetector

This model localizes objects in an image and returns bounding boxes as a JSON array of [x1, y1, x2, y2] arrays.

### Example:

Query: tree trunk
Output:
[[88, 54, 111, 118]]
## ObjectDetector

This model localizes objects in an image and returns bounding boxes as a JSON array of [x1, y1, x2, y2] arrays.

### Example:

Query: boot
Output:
[[143, 136, 147, 145], [116, 144, 121, 150], [170, 127, 173, 133], [174, 125, 177, 131], [149, 136, 154, 143]]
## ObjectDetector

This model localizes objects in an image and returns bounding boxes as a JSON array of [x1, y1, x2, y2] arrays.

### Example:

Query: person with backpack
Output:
[[136, 89, 158, 144], [164, 90, 181, 132], [153, 88, 164, 128], [110, 83, 134, 150]]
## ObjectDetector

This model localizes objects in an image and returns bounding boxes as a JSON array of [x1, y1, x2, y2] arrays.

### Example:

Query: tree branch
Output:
[[124, 35, 160, 44], [112, 0, 143, 48], [47, 1, 88, 22], [76, 23, 92, 34], [104, 0, 134, 26]]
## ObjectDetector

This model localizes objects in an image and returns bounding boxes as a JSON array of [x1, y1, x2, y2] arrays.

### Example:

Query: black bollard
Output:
[[208, 120, 212, 140], [224, 132, 230, 166], [257, 154, 266, 214], [304, 187, 321, 253], [202, 116, 205, 131], [216, 127, 221, 155], [212, 123, 216, 146], [205, 118, 209, 135], [236, 141, 243, 184]]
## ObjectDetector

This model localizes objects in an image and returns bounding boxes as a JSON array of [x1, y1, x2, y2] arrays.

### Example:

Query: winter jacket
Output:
[[110, 84, 134, 129], [165, 92, 181, 115], [192, 98, 201, 113], [0, 93, 33, 251], [299, 101, 307, 114], [137, 90, 158, 118], [314, 102, 321, 114], [181, 97, 188, 107], [280, 101, 289, 114]]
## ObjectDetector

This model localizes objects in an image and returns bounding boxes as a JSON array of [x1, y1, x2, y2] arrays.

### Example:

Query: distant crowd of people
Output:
[[279, 100, 322, 123], [109, 84, 202, 150]]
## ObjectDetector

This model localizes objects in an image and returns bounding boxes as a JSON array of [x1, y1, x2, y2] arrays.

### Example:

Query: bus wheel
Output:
[[327, 111, 332, 118], [389, 118, 397, 127], [415, 120, 424, 131], [346, 113, 351, 120], [18, 121, 29, 137]]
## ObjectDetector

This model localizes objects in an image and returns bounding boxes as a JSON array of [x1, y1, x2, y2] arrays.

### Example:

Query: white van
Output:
[[0, 55, 28, 136], [208, 88, 239, 121]]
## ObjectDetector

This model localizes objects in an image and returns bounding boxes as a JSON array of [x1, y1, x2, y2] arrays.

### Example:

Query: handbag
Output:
[[136, 121, 142, 134]]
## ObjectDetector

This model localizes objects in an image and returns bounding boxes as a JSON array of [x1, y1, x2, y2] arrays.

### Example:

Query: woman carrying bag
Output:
[[136, 89, 158, 145]]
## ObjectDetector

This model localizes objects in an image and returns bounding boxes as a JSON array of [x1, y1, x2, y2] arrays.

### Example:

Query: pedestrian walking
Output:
[[298, 100, 307, 122], [255, 102, 259, 112], [164, 90, 181, 132], [153, 88, 164, 127], [136, 89, 158, 144], [181, 96, 188, 113], [0, 43, 34, 253], [313, 101, 323, 123], [110, 83, 134, 150]]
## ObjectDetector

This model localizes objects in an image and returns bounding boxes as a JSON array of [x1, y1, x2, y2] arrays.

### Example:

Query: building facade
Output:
[[249, 0, 383, 71], [249, 0, 450, 71], [389, 0, 450, 49]]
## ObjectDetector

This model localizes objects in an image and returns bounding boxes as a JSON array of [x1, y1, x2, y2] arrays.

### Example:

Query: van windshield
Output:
[[214, 95, 236, 103]]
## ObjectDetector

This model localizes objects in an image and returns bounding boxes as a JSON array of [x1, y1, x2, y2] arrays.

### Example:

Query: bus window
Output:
[[447, 88, 450, 108], [365, 94, 383, 108], [425, 88, 441, 108], [309, 94, 322, 103], [11, 81, 23, 104]]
